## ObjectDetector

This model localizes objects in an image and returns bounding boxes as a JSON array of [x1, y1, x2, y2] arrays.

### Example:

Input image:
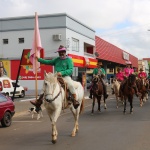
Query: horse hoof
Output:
[[71, 133, 76, 137], [51, 140, 57, 144], [123, 111, 126, 115], [91, 113, 94, 115], [130, 112, 133, 114], [116, 106, 118, 109]]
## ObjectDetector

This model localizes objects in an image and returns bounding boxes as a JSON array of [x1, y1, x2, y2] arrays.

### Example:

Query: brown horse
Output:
[[136, 78, 148, 107], [122, 74, 137, 114], [91, 76, 107, 114]]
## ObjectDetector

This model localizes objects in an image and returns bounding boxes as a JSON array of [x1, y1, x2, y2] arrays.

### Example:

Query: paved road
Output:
[[1, 93, 150, 150]]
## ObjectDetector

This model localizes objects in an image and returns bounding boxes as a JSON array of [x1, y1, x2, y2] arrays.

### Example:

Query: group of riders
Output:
[[30, 44, 150, 109], [88, 60, 150, 100]]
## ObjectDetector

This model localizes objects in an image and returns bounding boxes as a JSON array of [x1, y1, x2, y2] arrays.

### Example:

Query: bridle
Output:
[[43, 78, 62, 103]]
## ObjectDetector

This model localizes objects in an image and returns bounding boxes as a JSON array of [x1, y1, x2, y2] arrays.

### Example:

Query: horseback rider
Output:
[[119, 60, 139, 97], [111, 67, 124, 94], [30, 45, 80, 109], [89, 61, 108, 99], [138, 68, 147, 79], [138, 68, 148, 91]]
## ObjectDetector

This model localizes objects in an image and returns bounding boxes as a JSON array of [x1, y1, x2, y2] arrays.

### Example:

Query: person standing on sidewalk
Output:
[[30, 45, 80, 109], [89, 61, 108, 99]]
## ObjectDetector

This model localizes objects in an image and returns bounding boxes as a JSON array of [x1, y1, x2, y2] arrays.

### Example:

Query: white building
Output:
[[0, 13, 96, 90]]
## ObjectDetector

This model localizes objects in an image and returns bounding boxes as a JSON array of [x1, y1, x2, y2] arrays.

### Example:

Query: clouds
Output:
[[0, 0, 150, 59]]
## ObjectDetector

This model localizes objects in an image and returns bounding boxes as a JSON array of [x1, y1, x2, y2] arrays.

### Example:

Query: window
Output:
[[109, 68, 113, 73], [3, 39, 8, 44], [0, 94, 7, 102], [72, 38, 79, 52], [19, 38, 24, 44]]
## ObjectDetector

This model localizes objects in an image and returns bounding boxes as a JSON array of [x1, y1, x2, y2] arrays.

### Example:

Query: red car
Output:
[[0, 93, 15, 127]]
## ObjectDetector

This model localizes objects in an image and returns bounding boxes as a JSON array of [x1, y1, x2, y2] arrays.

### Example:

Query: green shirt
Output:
[[38, 57, 73, 77], [93, 67, 106, 76]]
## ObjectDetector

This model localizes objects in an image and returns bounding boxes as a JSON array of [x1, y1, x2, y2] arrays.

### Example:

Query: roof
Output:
[[95, 36, 138, 68], [143, 58, 150, 61]]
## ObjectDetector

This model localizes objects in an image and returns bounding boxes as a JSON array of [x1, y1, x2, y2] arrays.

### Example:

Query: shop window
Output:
[[72, 38, 79, 52], [3, 39, 8, 44], [109, 68, 113, 73]]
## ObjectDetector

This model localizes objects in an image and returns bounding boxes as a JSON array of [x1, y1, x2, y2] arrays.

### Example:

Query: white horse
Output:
[[112, 79, 124, 108], [42, 71, 84, 144]]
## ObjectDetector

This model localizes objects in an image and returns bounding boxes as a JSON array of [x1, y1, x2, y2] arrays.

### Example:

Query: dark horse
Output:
[[91, 76, 107, 114], [122, 74, 137, 114], [136, 78, 148, 107]]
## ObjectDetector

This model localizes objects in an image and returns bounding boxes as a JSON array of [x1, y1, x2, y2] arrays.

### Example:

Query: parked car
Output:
[[0, 93, 15, 127], [0, 76, 26, 98]]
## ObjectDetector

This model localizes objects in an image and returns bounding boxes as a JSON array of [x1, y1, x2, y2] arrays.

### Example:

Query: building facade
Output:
[[0, 13, 97, 90]]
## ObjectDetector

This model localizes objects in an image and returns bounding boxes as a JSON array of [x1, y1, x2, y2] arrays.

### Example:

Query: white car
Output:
[[0, 76, 26, 98]]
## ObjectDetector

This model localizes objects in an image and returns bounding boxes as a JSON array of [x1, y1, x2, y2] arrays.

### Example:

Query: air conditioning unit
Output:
[[53, 34, 62, 41]]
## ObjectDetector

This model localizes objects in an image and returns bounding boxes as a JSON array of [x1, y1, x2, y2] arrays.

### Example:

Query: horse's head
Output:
[[128, 74, 136, 86], [92, 76, 99, 84], [43, 71, 58, 101], [92, 76, 103, 96]]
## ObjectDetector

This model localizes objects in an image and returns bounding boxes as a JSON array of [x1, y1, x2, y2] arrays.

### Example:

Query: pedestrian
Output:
[[89, 61, 108, 99], [30, 45, 80, 109]]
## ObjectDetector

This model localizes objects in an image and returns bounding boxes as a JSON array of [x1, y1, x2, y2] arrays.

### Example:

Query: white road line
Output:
[[13, 121, 41, 122], [21, 97, 89, 102], [20, 98, 36, 102]]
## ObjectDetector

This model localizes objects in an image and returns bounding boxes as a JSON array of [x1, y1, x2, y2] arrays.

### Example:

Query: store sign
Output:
[[123, 51, 129, 60]]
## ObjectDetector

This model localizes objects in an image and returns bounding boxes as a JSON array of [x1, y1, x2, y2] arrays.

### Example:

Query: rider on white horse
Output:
[[30, 45, 80, 109]]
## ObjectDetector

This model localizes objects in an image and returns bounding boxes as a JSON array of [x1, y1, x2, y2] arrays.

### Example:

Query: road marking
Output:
[[13, 121, 41, 122], [20, 98, 36, 102], [21, 97, 90, 102]]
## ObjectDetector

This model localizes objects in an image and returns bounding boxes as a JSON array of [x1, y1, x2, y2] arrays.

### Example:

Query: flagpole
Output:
[[35, 12, 38, 100]]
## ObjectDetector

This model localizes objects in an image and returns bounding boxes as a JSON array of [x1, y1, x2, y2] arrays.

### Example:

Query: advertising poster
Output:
[[1, 60, 11, 77]]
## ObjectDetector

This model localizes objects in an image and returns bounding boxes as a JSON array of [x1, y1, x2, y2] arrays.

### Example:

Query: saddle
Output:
[[57, 77, 73, 108]]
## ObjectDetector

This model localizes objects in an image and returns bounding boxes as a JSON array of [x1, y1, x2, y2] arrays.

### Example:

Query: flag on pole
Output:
[[29, 12, 42, 74]]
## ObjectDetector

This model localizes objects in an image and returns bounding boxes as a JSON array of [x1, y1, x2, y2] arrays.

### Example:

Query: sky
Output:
[[0, 0, 150, 60]]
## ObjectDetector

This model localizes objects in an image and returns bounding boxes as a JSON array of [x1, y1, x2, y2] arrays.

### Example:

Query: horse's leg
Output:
[[48, 108, 61, 144], [123, 97, 126, 114], [91, 96, 95, 114], [51, 122, 57, 144], [116, 94, 118, 108], [97, 96, 101, 112], [70, 107, 80, 137], [129, 96, 133, 114], [139, 92, 144, 107], [103, 96, 107, 109]]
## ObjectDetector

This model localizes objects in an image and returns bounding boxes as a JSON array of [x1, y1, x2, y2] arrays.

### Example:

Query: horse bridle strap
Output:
[[44, 81, 62, 103]]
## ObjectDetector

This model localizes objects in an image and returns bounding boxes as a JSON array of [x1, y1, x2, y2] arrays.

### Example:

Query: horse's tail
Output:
[[79, 96, 84, 114]]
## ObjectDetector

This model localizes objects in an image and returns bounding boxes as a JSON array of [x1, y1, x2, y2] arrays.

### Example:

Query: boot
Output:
[[72, 94, 80, 109], [30, 93, 44, 108]]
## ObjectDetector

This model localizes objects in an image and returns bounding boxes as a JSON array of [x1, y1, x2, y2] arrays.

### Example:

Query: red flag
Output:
[[29, 12, 42, 74]]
